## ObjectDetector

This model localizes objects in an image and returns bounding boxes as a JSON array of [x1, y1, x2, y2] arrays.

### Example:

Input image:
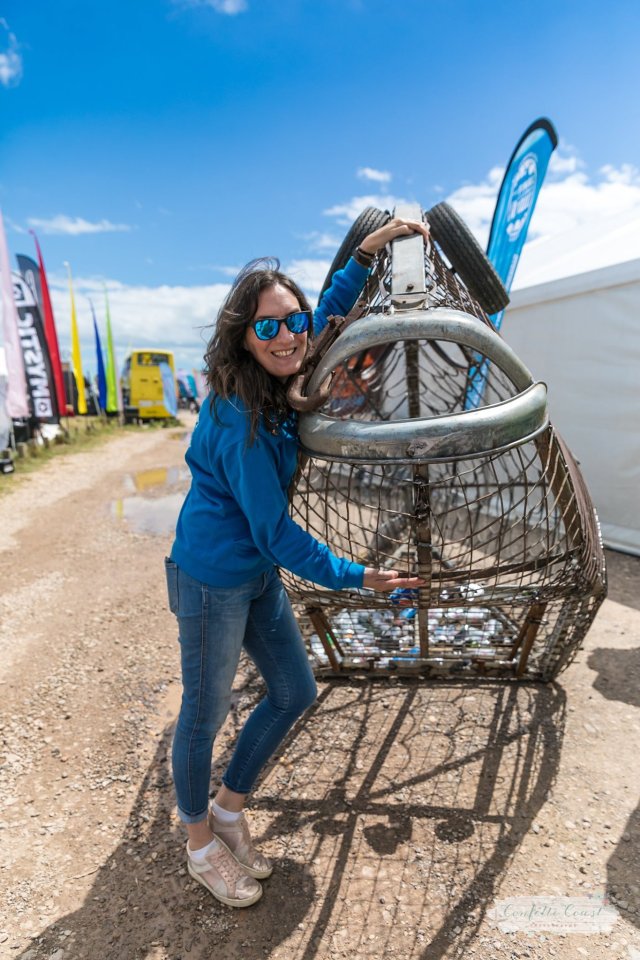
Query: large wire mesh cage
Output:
[[283, 203, 606, 681]]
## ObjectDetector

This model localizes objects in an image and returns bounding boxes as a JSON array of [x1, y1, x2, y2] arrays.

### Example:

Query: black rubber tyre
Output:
[[427, 202, 510, 315], [318, 206, 391, 302]]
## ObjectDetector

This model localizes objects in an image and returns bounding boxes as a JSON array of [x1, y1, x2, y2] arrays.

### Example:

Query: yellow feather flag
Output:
[[66, 262, 87, 414]]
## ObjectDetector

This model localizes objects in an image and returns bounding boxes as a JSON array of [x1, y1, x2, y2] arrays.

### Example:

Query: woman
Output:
[[165, 217, 429, 907]]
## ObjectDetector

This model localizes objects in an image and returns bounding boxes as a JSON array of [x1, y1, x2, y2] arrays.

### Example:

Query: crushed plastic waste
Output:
[[389, 587, 421, 605], [308, 599, 512, 666]]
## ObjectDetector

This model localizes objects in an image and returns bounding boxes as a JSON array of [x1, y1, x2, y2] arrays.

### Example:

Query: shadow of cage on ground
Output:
[[20, 670, 566, 960], [588, 645, 640, 933]]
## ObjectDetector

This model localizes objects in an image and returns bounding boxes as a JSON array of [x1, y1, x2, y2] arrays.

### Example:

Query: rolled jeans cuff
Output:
[[176, 804, 209, 825]]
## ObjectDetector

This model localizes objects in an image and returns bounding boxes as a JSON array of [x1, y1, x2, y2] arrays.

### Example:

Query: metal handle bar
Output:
[[299, 308, 549, 462]]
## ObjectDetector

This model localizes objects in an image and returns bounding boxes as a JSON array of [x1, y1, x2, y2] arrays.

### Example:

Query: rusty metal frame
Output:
[[284, 205, 606, 682]]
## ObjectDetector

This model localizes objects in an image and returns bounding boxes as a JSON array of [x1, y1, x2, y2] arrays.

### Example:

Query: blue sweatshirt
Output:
[[170, 256, 368, 590]]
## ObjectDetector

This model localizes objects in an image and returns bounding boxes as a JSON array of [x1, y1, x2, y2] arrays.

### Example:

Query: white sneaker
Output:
[[186, 839, 262, 907], [209, 809, 274, 879]]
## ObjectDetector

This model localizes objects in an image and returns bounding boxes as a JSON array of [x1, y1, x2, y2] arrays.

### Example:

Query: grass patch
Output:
[[0, 416, 184, 494]]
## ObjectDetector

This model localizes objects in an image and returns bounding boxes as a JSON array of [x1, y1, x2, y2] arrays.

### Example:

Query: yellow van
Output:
[[121, 349, 178, 423]]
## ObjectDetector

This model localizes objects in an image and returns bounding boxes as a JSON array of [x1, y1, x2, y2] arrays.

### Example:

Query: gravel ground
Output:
[[0, 417, 639, 960]]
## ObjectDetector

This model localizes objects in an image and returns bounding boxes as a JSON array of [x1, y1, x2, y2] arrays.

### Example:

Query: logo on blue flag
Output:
[[506, 154, 537, 242]]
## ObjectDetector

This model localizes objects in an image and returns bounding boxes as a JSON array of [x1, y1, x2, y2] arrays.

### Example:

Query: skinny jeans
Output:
[[164, 558, 317, 823]]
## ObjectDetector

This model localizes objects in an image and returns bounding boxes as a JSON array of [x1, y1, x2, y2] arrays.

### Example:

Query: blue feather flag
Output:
[[466, 118, 558, 409], [90, 299, 107, 412]]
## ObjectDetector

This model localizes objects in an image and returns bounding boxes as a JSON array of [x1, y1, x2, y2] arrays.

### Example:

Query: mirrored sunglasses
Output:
[[250, 310, 311, 342]]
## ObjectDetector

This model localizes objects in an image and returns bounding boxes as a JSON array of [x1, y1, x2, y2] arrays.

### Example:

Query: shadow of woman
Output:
[[17, 671, 317, 960]]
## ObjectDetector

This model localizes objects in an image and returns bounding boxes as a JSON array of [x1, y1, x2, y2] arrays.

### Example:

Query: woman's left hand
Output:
[[359, 217, 430, 256], [362, 567, 426, 592]]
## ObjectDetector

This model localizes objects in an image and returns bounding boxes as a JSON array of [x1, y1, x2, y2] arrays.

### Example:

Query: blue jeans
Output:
[[164, 559, 317, 824]]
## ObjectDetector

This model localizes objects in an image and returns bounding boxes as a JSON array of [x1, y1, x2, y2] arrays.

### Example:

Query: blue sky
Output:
[[2, 0, 640, 374]]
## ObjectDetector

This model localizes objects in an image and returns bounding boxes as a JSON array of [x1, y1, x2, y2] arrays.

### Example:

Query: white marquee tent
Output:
[[502, 208, 640, 555]]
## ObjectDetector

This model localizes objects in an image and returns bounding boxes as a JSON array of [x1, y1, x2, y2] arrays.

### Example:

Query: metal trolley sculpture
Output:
[[283, 203, 606, 682]]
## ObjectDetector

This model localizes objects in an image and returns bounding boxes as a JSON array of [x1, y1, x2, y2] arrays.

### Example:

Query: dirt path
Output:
[[0, 421, 639, 960]]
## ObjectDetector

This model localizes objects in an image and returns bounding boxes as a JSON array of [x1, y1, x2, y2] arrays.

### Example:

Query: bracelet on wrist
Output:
[[354, 246, 375, 267]]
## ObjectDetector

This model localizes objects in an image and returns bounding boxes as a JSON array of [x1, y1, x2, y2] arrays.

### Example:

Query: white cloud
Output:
[[301, 231, 342, 253], [284, 259, 332, 298], [548, 152, 580, 176], [0, 19, 22, 87], [524, 166, 640, 240], [598, 162, 640, 186], [175, 0, 248, 13], [444, 154, 640, 253], [209, 264, 242, 277], [185, 263, 243, 276], [211, 0, 248, 11], [324, 193, 405, 225], [357, 167, 392, 184], [440, 166, 504, 248], [3, 214, 27, 235], [47, 273, 231, 372], [27, 215, 132, 236]]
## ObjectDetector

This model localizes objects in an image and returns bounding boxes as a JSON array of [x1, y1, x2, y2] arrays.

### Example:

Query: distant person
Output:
[[165, 217, 429, 907]]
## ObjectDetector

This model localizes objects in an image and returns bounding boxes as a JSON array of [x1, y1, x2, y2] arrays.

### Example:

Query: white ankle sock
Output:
[[188, 837, 219, 862], [212, 800, 242, 824]]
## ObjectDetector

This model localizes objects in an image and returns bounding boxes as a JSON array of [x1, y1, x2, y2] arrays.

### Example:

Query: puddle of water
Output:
[[122, 465, 190, 495], [113, 464, 191, 535], [111, 493, 186, 536]]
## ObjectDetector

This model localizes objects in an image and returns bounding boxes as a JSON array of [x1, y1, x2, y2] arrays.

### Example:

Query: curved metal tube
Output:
[[300, 382, 548, 462], [300, 308, 547, 462], [307, 308, 536, 395]]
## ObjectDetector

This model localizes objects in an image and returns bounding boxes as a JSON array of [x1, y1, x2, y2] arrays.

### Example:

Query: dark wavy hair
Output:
[[204, 258, 312, 444]]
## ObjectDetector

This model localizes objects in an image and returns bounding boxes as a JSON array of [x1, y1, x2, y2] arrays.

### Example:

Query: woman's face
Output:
[[244, 283, 308, 381]]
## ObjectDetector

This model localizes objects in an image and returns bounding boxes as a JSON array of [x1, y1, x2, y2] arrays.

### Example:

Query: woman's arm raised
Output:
[[314, 216, 430, 335], [358, 216, 430, 256]]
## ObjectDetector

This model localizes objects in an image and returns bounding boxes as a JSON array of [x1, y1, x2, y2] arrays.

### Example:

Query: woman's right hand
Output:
[[358, 217, 430, 256], [362, 567, 426, 593]]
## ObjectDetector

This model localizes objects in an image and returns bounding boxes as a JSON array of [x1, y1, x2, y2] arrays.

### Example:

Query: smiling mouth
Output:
[[272, 348, 296, 358]]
